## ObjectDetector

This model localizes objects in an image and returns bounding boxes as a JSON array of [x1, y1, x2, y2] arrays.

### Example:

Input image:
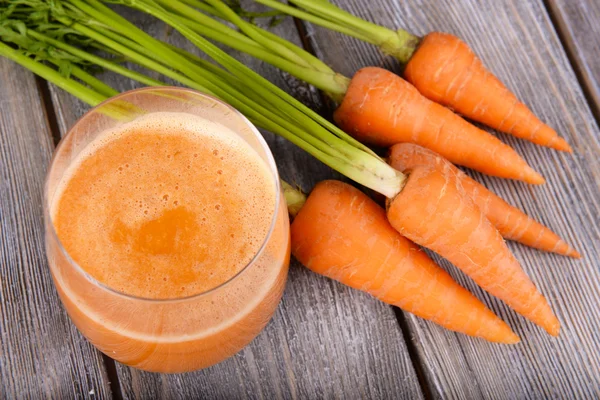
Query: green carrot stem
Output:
[[178, 0, 329, 73], [163, 43, 234, 82], [204, 0, 311, 69], [27, 29, 165, 87], [80, 0, 320, 133], [58, 62, 118, 97], [179, 0, 287, 21], [288, 0, 394, 39], [205, 0, 331, 73], [128, 35, 239, 87], [192, 0, 338, 79], [88, 24, 212, 84], [132, 1, 401, 194], [66, 0, 245, 97], [281, 180, 306, 218], [252, 0, 373, 43], [86, 26, 285, 128], [234, 16, 331, 74], [264, 0, 420, 63], [68, 22, 209, 92], [152, 0, 349, 98], [1, 0, 400, 209], [153, 0, 259, 48], [179, 0, 225, 17], [154, 6, 267, 56], [0, 41, 106, 106], [0, 22, 115, 96]]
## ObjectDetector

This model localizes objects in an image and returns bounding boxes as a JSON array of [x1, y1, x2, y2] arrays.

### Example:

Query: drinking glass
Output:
[[44, 87, 290, 373]]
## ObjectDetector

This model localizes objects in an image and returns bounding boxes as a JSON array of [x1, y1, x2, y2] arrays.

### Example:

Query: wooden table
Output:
[[1, 0, 599, 398]]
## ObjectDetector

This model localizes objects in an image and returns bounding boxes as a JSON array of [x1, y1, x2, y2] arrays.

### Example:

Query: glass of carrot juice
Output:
[[44, 87, 290, 373]]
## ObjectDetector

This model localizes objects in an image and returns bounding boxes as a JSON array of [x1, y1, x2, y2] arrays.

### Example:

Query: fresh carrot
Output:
[[388, 143, 580, 258], [291, 180, 520, 343], [403, 33, 571, 152], [335, 67, 544, 184], [386, 163, 560, 336], [258, 0, 571, 152], [146, 0, 544, 184]]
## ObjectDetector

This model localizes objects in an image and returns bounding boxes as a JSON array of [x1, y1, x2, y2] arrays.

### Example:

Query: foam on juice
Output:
[[51, 112, 277, 299]]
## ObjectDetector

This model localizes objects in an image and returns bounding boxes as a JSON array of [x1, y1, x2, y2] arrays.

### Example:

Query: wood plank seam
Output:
[[34, 77, 63, 147], [392, 308, 435, 400], [102, 353, 125, 400], [543, 0, 600, 125], [290, 17, 338, 117]]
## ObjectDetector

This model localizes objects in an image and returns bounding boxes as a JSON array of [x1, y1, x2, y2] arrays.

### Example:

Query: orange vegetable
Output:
[[387, 163, 560, 335], [404, 32, 571, 152], [291, 180, 519, 343], [334, 67, 544, 184], [388, 143, 580, 258]]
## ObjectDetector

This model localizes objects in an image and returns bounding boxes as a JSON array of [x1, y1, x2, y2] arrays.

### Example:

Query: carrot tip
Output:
[[494, 326, 520, 344], [505, 332, 521, 344], [523, 167, 546, 185], [567, 248, 582, 259], [545, 319, 561, 337], [551, 137, 573, 153]]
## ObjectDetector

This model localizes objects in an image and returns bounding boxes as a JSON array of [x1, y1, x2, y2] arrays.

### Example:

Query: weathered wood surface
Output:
[[47, 5, 424, 399], [4, 0, 600, 398], [548, 0, 600, 117], [0, 60, 112, 398], [306, 0, 600, 398]]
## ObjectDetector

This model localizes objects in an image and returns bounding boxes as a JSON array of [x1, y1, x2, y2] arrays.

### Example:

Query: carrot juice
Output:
[[44, 88, 290, 373]]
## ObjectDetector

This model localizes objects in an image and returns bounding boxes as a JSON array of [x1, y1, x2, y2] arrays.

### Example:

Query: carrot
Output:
[[388, 143, 580, 258], [386, 163, 560, 336], [334, 67, 544, 184], [403, 32, 571, 152], [291, 180, 519, 343]]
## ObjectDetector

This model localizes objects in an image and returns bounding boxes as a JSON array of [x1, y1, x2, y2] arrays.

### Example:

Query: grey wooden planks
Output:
[[0, 59, 112, 398], [305, 0, 600, 398], [46, 5, 424, 399], [548, 0, 600, 116], [7, 0, 600, 398]]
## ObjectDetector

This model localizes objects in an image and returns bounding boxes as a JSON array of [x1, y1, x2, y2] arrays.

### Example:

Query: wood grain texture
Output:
[[0, 59, 112, 398], [304, 0, 600, 398], [547, 0, 600, 117], [46, 5, 424, 399]]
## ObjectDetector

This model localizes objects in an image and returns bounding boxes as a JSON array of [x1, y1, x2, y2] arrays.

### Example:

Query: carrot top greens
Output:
[[252, 0, 421, 63], [0, 0, 405, 198], [153, 0, 350, 102]]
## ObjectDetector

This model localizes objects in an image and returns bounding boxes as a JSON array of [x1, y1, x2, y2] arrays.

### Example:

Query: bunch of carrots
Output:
[[147, 0, 578, 337], [0, 0, 579, 344]]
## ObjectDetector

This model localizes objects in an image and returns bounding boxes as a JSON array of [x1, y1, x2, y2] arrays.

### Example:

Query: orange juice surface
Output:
[[53, 112, 275, 298], [48, 112, 290, 372]]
